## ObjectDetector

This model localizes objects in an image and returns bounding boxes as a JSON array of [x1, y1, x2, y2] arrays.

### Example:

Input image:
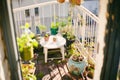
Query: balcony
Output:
[[13, 0, 99, 80]]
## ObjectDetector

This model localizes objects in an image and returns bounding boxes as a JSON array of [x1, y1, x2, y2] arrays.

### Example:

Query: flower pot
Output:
[[53, 37, 57, 42], [69, 0, 76, 5], [44, 36, 49, 41], [69, 0, 82, 6], [68, 56, 87, 75], [57, 0, 65, 3], [50, 28, 58, 35], [76, 0, 81, 5], [22, 46, 34, 61]]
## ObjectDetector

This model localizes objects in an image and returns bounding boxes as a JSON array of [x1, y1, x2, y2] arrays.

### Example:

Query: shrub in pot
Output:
[[17, 23, 38, 61]]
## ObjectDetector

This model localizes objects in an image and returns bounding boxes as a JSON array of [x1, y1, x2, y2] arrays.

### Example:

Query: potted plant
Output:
[[50, 22, 59, 35], [17, 23, 38, 61], [68, 53, 88, 76], [44, 33, 50, 41], [57, 0, 65, 3], [69, 0, 84, 6], [84, 63, 95, 79], [62, 31, 74, 47], [38, 24, 47, 36], [21, 62, 36, 80]]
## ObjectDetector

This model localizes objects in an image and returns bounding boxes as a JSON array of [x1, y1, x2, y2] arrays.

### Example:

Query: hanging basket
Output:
[[57, 0, 65, 3], [69, 0, 83, 6]]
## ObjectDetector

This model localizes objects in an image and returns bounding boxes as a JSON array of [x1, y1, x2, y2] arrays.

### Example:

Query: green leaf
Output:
[[25, 23, 30, 29]]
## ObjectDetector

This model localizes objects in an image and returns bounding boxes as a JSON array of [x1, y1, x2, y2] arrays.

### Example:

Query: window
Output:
[[34, 7, 39, 16], [25, 9, 30, 17]]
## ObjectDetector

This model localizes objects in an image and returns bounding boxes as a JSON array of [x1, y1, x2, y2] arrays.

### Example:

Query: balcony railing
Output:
[[13, 1, 99, 61]]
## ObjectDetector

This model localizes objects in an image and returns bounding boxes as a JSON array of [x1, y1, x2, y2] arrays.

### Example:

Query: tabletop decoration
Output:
[[44, 33, 50, 41], [53, 37, 57, 42]]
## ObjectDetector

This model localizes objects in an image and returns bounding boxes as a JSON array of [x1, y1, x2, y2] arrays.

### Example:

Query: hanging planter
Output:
[[57, 0, 65, 3], [69, 0, 83, 6], [76, 0, 81, 5]]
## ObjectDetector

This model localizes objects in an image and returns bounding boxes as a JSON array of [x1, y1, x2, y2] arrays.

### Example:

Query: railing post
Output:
[[81, 11, 86, 45]]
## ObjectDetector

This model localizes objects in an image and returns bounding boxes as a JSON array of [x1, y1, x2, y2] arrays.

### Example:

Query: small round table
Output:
[[40, 35, 66, 63]]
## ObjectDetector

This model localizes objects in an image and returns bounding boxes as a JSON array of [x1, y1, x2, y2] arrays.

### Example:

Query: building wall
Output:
[[0, 8, 11, 80], [12, 0, 55, 8]]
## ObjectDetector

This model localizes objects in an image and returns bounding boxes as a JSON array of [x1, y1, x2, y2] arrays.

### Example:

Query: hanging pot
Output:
[[69, 0, 76, 5], [76, 0, 81, 5], [69, 0, 82, 6], [57, 0, 65, 3]]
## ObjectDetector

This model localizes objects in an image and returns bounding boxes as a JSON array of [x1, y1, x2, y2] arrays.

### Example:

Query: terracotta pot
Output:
[[69, 0, 76, 5], [69, 0, 82, 6], [57, 0, 65, 3], [44, 36, 49, 41], [53, 37, 57, 42], [76, 0, 81, 5]]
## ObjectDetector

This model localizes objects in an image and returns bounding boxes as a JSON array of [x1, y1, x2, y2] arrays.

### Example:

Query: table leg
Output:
[[44, 47, 48, 63], [60, 46, 65, 60]]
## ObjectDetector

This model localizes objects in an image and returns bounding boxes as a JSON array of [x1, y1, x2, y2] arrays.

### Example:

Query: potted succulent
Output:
[[68, 53, 88, 76], [50, 22, 59, 35], [17, 23, 38, 61], [44, 33, 50, 41]]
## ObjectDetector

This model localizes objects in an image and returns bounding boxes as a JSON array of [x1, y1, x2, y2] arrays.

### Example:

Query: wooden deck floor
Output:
[[33, 51, 86, 80]]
